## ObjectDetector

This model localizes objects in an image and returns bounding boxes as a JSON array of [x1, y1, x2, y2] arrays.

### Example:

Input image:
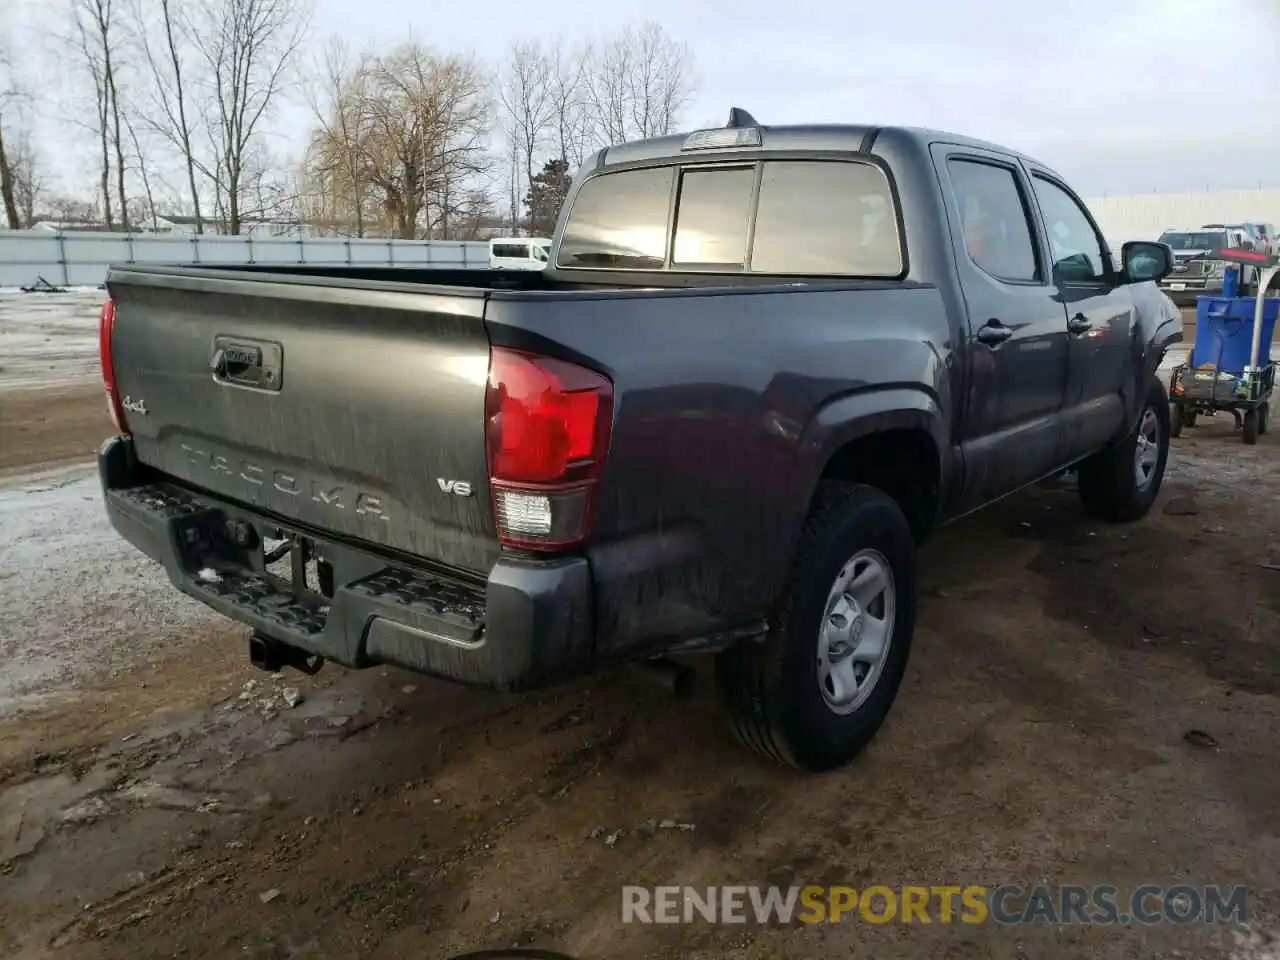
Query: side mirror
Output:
[[1121, 240, 1173, 283]]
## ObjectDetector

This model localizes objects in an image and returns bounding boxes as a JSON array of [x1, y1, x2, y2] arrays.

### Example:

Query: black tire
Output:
[[1185, 409, 1198, 428], [1259, 403, 1269, 435], [716, 482, 916, 772], [1170, 403, 1184, 438], [1077, 375, 1170, 523], [1243, 409, 1259, 445]]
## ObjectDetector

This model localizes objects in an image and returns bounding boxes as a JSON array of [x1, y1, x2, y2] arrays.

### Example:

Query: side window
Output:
[[1030, 176, 1108, 283], [946, 159, 1039, 282]]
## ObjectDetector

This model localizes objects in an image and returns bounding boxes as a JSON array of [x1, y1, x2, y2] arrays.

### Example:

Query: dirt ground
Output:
[[0, 385, 110, 478], [2, 295, 1279, 960]]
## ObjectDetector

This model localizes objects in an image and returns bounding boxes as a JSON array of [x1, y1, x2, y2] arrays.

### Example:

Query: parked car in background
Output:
[[1157, 226, 1258, 303], [1202, 222, 1270, 255], [1245, 222, 1278, 256], [489, 237, 552, 270]]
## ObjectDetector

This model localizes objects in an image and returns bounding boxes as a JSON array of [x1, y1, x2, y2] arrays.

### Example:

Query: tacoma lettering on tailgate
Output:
[[178, 442, 390, 521]]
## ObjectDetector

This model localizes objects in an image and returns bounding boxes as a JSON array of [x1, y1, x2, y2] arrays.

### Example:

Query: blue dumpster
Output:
[[1190, 296, 1279, 373]]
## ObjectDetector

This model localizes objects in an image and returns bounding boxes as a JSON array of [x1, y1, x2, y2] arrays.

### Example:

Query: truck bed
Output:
[[102, 261, 947, 661]]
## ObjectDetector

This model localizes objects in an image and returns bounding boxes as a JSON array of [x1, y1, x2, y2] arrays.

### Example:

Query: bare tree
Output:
[[67, 5, 114, 227], [0, 37, 27, 228], [131, 0, 208, 231], [452, 187, 495, 241], [625, 22, 694, 139], [124, 114, 159, 229], [547, 39, 591, 170], [45, 195, 102, 223], [187, 0, 311, 234], [497, 40, 554, 234], [303, 41, 490, 239], [419, 53, 492, 238], [304, 37, 373, 235], [584, 22, 696, 146], [0, 124, 22, 229], [73, 0, 130, 230], [4, 128, 45, 227]]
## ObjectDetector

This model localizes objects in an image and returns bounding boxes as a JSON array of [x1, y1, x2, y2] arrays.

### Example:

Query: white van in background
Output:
[[489, 237, 552, 270]]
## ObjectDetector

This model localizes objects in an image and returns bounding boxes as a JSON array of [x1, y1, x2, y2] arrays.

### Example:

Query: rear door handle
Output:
[[1067, 313, 1093, 335], [976, 320, 1013, 345]]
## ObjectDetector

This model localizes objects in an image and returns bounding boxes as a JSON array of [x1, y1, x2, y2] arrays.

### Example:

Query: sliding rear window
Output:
[[556, 159, 903, 277]]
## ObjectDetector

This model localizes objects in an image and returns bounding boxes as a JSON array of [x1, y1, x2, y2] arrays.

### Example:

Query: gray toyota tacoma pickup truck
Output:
[[97, 110, 1182, 771]]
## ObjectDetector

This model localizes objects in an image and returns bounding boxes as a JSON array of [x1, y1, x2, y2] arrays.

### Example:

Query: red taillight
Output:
[[484, 347, 613, 550], [98, 297, 129, 435]]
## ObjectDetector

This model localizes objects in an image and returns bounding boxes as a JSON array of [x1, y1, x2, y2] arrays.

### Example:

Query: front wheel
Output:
[[1077, 376, 1170, 522], [716, 482, 916, 772]]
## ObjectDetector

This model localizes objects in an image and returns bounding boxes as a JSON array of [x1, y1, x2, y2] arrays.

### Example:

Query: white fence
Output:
[[0, 230, 489, 289], [1085, 188, 1280, 246]]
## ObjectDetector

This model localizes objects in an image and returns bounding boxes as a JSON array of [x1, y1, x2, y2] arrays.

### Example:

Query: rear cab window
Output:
[[556, 159, 903, 277]]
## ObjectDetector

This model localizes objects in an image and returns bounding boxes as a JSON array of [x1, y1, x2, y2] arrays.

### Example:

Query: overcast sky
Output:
[[6, 0, 1279, 198]]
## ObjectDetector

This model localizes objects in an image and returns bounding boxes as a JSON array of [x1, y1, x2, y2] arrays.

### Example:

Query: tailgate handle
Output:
[[211, 337, 283, 392]]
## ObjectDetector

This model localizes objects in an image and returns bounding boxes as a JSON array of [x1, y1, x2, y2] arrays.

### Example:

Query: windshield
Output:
[[1158, 231, 1225, 251]]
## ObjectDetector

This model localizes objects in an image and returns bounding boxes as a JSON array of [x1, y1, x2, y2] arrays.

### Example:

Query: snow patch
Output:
[[0, 290, 106, 392], [0, 465, 225, 717]]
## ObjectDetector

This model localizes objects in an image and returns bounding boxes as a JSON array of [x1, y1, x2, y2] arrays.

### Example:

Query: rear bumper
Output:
[[99, 436, 593, 690]]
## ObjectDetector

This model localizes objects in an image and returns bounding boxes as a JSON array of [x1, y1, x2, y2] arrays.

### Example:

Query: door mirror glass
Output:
[[1122, 241, 1173, 283]]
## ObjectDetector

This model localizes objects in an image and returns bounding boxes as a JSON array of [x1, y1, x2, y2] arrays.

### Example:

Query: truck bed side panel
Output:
[[485, 283, 955, 655]]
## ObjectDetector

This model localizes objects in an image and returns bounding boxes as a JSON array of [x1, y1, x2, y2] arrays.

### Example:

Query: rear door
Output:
[[932, 145, 1071, 510], [107, 269, 500, 575], [1024, 169, 1135, 459]]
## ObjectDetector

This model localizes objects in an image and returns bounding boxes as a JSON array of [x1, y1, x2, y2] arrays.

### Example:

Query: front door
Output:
[[1024, 170, 1134, 459], [932, 145, 1071, 513]]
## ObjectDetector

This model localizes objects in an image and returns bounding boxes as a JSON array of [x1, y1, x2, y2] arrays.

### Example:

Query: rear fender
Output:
[[772, 385, 948, 576]]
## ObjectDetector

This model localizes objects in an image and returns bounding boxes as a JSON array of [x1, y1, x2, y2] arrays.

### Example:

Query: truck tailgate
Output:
[[106, 269, 500, 576]]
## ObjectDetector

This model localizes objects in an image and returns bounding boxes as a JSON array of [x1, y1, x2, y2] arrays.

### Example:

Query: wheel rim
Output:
[[817, 549, 896, 715], [1133, 408, 1161, 490]]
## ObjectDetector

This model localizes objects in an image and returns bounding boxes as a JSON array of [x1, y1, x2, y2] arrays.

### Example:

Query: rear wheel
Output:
[[716, 482, 916, 772], [1078, 376, 1170, 522], [1260, 403, 1270, 436], [1170, 403, 1185, 438]]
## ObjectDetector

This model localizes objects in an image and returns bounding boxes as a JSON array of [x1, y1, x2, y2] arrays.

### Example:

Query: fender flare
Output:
[[798, 385, 950, 514]]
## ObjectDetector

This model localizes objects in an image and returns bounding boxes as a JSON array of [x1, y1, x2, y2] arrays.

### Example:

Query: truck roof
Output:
[[596, 116, 1052, 172]]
